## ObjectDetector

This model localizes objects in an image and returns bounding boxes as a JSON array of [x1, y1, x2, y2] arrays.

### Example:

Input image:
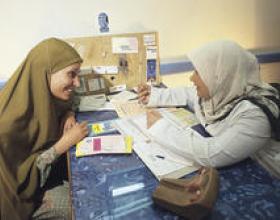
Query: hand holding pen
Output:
[[137, 84, 151, 104]]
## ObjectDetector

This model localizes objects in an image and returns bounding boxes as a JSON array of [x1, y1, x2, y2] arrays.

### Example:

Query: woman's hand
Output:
[[54, 121, 88, 155], [62, 111, 76, 133], [147, 109, 162, 129], [137, 84, 151, 104]]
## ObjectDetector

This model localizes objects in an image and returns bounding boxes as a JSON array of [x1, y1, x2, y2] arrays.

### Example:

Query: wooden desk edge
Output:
[[67, 149, 75, 220]]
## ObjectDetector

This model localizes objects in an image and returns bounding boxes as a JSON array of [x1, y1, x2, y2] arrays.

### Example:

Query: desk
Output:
[[69, 110, 280, 220]]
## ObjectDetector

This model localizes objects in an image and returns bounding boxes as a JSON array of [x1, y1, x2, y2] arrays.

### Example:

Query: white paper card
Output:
[[93, 66, 118, 74], [146, 46, 157, 59], [112, 37, 138, 54], [143, 34, 156, 46]]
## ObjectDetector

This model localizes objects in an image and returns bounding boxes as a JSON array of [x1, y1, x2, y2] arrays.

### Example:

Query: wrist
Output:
[[54, 137, 71, 155]]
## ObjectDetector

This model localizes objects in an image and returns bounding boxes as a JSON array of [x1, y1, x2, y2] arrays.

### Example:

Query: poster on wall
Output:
[[146, 59, 156, 82]]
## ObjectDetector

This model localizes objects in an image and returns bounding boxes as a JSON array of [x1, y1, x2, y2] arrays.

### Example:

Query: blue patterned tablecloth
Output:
[[70, 111, 280, 220]]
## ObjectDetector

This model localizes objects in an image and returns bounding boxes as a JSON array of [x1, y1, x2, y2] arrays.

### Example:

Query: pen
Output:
[[155, 154, 192, 166], [128, 96, 139, 101]]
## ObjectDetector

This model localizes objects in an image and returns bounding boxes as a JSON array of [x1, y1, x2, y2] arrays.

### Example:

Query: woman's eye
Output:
[[69, 71, 76, 78]]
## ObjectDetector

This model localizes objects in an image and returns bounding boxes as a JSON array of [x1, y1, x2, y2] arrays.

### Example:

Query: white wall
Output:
[[1, 0, 280, 80], [161, 62, 280, 88]]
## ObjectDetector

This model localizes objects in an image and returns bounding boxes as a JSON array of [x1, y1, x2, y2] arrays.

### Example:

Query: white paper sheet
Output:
[[93, 66, 118, 74], [107, 90, 138, 102], [143, 34, 156, 46], [133, 141, 196, 180], [78, 94, 115, 112], [111, 100, 147, 118], [112, 37, 138, 54], [146, 46, 157, 59]]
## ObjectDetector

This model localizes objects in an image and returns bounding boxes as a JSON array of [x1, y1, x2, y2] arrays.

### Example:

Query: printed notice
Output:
[[112, 37, 138, 54], [93, 66, 118, 74], [111, 100, 147, 118], [146, 46, 157, 59], [143, 34, 156, 46]]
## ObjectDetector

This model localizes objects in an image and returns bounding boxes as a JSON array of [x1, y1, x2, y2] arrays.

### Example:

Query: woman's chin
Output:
[[55, 94, 71, 101]]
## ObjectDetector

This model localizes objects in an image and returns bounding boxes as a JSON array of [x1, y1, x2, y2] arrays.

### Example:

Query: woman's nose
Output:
[[73, 76, 80, 88]]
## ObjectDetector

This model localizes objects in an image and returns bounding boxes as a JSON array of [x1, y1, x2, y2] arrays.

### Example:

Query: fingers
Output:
[[137, 84, 151, 104], [137, 84, 147, 93], [65, 121, 89, 137], [138, 84, 150, 93], [138, 90, 150, 98], [63, 124, 73, 133], [63, 116, 77, 133], [77, 121, 89, 136], [139, 95, 149, 104], [79, 121, 88, 127]]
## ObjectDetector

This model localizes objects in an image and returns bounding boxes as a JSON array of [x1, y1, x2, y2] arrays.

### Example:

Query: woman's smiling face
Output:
[[50, 62, 81, 100]]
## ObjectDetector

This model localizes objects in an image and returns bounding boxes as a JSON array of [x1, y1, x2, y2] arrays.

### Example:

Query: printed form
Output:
[[111, 100, 147, 118]]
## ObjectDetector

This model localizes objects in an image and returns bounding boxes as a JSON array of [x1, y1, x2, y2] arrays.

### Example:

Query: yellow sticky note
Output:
[[75, 141, 83, 157], [92, 124, 103, 134], [125, 136, 133, 153]]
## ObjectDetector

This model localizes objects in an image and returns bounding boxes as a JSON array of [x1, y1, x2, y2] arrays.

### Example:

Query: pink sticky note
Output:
[[93, 138, 101, 151]]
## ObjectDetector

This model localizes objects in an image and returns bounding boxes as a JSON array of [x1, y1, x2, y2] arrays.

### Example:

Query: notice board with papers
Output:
[[65, 32, 161, 95]]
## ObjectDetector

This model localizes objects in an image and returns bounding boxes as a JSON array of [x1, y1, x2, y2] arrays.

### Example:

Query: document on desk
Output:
[[133, 141, 197, 180], [113, 109, 199, 180], [114, 108, 198, 141], [77, 94, 115, 112], [107, 90, 138, 102], [76, 135, 133, 157], [163, 108, 199, 129], [111, 100, 147, 118]]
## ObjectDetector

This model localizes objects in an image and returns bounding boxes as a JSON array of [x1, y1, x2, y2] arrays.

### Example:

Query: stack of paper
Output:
[[78, 94, 115, 112]]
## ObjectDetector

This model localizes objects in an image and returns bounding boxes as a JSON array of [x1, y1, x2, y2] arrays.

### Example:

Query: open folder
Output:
[[113, 109, 200, 180]]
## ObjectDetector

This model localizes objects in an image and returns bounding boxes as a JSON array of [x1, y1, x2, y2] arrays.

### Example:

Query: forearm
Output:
[[36, 147, 60, 187], [53, 136, 73, 155], [148, 117, 270, 168], [36, 138, 72, 188], [36, 115, 87, 187], [147, 86, 196, 110]]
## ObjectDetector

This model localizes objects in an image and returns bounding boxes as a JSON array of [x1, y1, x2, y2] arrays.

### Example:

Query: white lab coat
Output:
[[147, 86, 271, 168]]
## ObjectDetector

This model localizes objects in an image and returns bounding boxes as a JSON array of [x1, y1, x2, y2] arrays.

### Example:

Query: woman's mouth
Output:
[[64, 87, 74, 95]]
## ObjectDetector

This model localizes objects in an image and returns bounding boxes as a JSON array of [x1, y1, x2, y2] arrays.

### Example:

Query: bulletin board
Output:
[[65, 32, 161, 95]]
